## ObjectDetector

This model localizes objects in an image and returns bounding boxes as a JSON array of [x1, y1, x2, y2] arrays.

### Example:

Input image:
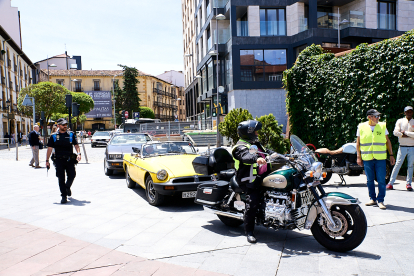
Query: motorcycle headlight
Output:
[[310, 161, 323, 179], [156, 169, 168, 181], [109, 154, 123, 160]]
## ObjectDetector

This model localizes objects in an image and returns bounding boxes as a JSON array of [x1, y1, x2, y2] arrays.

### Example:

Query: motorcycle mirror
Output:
[[249, 145, 258, 154]]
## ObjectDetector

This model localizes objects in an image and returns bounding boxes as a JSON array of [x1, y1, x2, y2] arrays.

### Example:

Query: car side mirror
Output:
[[132, 147, 140, 154], [196, 148, 199, 153]]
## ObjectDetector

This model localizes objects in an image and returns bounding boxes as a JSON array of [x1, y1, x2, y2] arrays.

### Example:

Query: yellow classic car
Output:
[[123, 141, 211, 206]]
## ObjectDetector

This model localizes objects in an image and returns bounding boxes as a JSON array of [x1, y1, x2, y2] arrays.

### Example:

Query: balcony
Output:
[[378, 13, 395, 30], [93, 87, 101, 91], [74, 87, 83, 92], [237, 21, 249, 36], [9, 81, 13, 90], [7, 59, 11, 68], [260, 21, 287, 36], [1, 77, 5, 85], [14, 65, 17, 72]]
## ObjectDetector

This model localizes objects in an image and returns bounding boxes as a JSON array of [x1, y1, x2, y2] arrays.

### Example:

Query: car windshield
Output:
[[110, 134, 149, 144], [93, 132, 110, 137], [142, 142, 196, 156]]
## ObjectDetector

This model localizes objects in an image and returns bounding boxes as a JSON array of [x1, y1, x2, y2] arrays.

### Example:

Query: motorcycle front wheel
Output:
[[311, 204, 367, 252]]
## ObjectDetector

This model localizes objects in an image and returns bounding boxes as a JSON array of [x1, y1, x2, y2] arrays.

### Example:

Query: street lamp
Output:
[[337, 7, 349, 48], [112, 73, 122, 128], [211, 11, 226, 147]]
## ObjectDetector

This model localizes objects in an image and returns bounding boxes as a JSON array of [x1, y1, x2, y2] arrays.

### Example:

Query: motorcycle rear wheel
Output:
[[217, 215, 243, 227], [311, 204, 367, 252]]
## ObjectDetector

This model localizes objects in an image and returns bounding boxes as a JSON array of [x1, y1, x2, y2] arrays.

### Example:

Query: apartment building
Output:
[[182, 0, 414, 131], [156, 70, 186, 121], [0, 2, 36, 139], [47, 70, 180, 130]]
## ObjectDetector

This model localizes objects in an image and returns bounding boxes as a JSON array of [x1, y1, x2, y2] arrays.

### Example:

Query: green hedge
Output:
[[283, 30, 414, 152]]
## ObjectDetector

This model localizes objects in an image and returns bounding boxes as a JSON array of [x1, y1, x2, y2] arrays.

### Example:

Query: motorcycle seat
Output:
[[315, 148, 344, 155], [230, 176, 244, 193], [219, 169, 236, 181]]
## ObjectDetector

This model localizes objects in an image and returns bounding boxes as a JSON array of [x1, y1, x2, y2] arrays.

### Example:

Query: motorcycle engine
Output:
[[264, 191, 292, 227]]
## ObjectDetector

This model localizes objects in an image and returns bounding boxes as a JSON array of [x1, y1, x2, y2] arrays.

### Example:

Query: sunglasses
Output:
[[372, 115, 380, 119], [61, 124, 68, 127]]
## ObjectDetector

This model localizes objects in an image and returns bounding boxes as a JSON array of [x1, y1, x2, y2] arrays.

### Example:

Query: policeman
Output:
[[46, 118, 81, 204], [232, 120, 275, 243]]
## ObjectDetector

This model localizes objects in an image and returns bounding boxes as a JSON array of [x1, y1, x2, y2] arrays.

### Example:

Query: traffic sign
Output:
[[133, 112, 140, 119], [125, 111, 129, 118]]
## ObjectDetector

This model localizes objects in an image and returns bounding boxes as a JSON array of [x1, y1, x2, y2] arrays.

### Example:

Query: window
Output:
[[317, 7, 334, 29], [260, 9, 286, 36], [240, 49, 287, 82], [378, 1, 396, 30], [202, 66, 207, 94], [93, 80, 101, 91], [75, 81, 82, 92], [56, 79, 64, 86], [237, 12, 249, 36], [225, 54, 232, 85], [207, 60, 214, 90], [207, 29, 212, 51]]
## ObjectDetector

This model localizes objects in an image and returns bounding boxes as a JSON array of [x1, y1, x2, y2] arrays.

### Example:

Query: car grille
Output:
[[172, 175, 211, 183]]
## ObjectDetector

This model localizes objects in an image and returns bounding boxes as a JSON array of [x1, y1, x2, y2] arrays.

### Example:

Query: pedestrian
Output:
[[386, 106, 414, 191], [28, 125, 42, 168], [232, 120, 277, 243], [357, 109, 395, 210], [88, 130, 91, 138], [18, 130, 23, 145], [11, 132, 15, 144], [51, 124, 58, 134], [45, 118, 81, 204]]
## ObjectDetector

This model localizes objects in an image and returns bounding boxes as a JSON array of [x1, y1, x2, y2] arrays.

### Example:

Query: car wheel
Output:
[[104, 159, 113, 176], [125, 167, 136, 189], [91, 144, 95, 148], [145, 175, 165, 206]]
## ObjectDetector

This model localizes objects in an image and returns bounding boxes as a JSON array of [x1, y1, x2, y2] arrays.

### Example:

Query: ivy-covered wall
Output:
[[283, 30, 414, 152]]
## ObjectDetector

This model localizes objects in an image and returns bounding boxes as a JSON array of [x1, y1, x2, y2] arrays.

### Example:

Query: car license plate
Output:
[[182, 191, 197, 198]]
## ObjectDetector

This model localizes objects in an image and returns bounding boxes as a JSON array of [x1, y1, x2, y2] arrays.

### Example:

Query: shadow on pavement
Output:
[[384, 204, 414, 214], [53, 197, 91, 206]]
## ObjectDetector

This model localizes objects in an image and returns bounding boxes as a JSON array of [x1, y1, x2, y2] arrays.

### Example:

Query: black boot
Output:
[[66, 187, 72, 197], [61, 196, 68, 204], [246, 232, 257, 244]]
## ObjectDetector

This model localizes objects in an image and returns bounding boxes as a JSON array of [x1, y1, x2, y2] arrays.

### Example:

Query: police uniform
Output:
[[47, 131, 78, 198], [232, 139, 273, 234]]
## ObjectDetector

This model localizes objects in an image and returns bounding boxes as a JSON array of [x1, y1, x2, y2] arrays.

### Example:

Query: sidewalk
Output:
[[0, 217, 225, 276]]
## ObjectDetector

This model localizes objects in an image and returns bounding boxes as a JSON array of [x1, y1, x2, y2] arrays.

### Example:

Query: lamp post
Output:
[[337, 8, 349, 48], [112, 73, 122, 129], [46, 57, 57, 81], [209, 11, 226, 147]]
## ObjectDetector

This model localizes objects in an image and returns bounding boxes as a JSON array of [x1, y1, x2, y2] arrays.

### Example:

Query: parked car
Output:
[[91, 131, 111, 147], [123, 141, 210, 206], [104, 133, 152, 175]]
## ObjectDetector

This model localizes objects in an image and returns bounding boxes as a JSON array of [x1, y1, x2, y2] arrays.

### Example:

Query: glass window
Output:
[[208, 60, 214, 90], [202, 66, 207, 94], [378, 1, 396, 30], [317, 6, 334, 29], [240, 49, 287, 82], [260, 9, 286, 36]]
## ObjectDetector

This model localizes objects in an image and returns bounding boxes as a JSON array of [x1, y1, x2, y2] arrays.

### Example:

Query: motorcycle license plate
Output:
[[182, 191, 197, 198]]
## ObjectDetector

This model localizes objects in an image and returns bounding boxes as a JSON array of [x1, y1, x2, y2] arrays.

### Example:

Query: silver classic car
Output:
[[104, 133, 152, 175]]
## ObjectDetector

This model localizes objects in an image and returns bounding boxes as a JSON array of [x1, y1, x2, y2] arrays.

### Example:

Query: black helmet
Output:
[[237, 120, 262, 143]]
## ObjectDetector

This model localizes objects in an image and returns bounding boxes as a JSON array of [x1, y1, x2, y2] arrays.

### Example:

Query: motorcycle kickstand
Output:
[[334, 175, 347, 186]]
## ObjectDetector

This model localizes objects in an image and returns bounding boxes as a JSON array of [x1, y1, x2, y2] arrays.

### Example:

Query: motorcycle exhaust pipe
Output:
[[204, 206, 244, 220]]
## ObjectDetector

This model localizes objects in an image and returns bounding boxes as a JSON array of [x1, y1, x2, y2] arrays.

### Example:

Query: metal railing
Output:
[[93, 87, 101, 91], [75, 87, 83, 92]]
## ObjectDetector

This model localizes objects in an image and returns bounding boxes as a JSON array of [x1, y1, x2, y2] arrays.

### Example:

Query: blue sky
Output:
[[12, 0, 184, 75]]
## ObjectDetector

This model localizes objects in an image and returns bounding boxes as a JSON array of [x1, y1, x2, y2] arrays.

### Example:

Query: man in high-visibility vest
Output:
[[232, 120, 275, 243], [356, 109, 395, 210]]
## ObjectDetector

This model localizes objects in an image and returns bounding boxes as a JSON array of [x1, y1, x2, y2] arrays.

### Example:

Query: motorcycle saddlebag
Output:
[[195, 181, 229, 206]]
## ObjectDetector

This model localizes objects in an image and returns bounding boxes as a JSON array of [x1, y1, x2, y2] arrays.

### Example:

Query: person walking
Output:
[[232, 120, 276, 243], [18, 130, 23, 145], [357, 109, 395, 210], [28, 125, 42, 168], [11, 132, 15, 144], [46, 118, 81, 204], [386, 106, 414, 191]]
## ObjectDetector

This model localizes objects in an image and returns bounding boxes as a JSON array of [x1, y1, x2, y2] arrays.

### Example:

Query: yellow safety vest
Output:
[[358, 122, 387, 160], [232, 140, 258, 183]]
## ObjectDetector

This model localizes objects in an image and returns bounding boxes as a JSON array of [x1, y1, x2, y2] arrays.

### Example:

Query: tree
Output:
[[112, 79, 124, 125], [117, 64, 141, 119], [218, 108, 253, 145], [140, 106, 155, 119], [70, 91, 94, 129], [256, 114, 290, 153], [18, 82, 68, 136]]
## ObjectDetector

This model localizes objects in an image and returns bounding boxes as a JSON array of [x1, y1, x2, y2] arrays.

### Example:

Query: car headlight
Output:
[[109, 154, 123, 160], [156, 169, 168, 181]]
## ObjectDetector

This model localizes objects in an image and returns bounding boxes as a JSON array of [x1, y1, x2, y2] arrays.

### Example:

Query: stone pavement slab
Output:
[[2, 147, 414, 275]]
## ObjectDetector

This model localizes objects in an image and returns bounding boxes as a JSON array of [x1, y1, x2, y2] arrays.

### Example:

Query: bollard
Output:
[[16, 142, 18, 161], [81, 138, 89, 164]]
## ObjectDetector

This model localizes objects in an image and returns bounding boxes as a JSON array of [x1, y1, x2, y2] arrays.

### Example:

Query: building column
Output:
[[247, 6, 260, 36], [309, 0, 318, 29]]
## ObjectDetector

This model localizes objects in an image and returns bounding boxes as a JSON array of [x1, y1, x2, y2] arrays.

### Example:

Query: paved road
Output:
[[1, 146, 414, 275]]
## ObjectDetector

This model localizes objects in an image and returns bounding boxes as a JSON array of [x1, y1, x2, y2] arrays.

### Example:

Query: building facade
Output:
[[156, 70, 186, 121], [1, 23, 36, 139], [182, 0, 414, 131], [48, 70, 180, 130]]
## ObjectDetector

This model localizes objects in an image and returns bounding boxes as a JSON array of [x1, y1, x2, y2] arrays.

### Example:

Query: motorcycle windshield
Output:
[[290, 135, 317, 167]]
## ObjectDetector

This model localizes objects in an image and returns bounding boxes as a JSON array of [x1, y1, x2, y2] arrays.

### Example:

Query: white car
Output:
[[91, 131, 111, 147]]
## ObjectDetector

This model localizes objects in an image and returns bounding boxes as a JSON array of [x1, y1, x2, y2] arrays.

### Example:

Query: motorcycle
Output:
[[315, 142, 392, 185], [192, 135, 367, 252]]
